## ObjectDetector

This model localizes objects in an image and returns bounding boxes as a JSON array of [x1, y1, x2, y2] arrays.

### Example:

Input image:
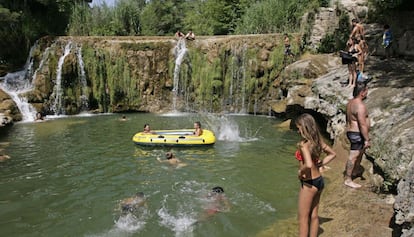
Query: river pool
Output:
[[0, 113, 300, 237]]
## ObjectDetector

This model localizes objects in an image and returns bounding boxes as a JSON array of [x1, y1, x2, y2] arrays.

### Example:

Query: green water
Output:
[[0, 113, 300, 237]]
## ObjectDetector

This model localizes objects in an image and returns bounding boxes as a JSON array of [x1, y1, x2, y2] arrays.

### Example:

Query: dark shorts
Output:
[[301, 176, 325, 191], [121, 204, 135, 213], [284, 45, 292, 55], [347, 131, 365, 150]]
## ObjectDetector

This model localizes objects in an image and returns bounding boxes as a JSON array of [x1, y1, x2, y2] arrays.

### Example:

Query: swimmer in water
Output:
[[119, 192, 147, 214], [157, 152, 187, 167], [199, 186, 231, 221]]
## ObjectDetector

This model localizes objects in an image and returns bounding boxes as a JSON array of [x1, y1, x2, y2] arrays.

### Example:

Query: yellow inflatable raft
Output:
[[132, 129, 216, 146]]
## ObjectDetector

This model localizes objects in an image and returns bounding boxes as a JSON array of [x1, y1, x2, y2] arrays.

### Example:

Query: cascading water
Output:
[[228, 43, 248, 114], [0, 44, 38, 122], [32, 46, 51, 84], [51, 41, 72, 115], [172, 38, 188, 112], [77, 44, 89, 111]]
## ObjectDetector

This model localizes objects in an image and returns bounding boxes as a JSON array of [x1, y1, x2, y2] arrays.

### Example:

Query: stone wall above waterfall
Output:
[[18, 34, 299, 116]]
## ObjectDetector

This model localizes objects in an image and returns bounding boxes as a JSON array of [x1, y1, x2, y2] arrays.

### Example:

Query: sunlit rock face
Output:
[[17, 34, 297, 116]]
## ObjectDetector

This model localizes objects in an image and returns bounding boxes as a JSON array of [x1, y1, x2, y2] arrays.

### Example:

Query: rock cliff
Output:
[[0, 34, 299, 118], [276, 52, 413, 236]]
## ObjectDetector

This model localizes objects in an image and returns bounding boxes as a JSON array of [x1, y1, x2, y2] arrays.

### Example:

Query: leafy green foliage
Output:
[[140, 0, 185, 35], [2, 0, 329, 73], [235, 0, 320, 34], [0, 0, 90, 72], [69, 0, 146, 36]]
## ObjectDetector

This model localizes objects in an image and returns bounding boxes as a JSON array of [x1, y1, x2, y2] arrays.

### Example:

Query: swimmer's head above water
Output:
[[135, 192, 144, 198], [212, 186, 224, 194], [165, 152, 174, 160]]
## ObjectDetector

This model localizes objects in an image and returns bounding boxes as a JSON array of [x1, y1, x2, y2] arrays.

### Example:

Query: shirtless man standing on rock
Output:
[[345, 81, 371, 188], [350, 18, 365, 40]]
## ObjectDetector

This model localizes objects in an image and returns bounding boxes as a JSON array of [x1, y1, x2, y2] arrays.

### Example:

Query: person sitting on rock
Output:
[[175, 31, 185, 39], [185, 30, 195, 41]]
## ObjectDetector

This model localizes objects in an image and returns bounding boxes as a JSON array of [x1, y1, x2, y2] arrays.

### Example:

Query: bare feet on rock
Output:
[[344, 180, 362, 189]]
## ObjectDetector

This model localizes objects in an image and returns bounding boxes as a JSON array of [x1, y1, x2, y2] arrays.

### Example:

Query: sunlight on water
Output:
[[160, 112, 194, 117]]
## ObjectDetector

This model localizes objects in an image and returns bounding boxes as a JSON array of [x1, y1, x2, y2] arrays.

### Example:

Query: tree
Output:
[[140, 0, 185, 36], [183, 0, 252, 35], [0, 0, 92, 72]]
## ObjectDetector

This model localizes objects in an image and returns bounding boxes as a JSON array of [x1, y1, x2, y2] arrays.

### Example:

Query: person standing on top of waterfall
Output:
[[185, 30, 195, 41], [284, 33, 294, 57], [175, 31, 185, 39], [344, 81, 370, 189]]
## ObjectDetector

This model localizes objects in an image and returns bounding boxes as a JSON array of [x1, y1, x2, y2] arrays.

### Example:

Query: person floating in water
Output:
[[157, 152, 187, 167], [119, 115, 127, 121], [119, 192, 147, 214], [193, 121, 203, 136], [35, 112, 44, 122]]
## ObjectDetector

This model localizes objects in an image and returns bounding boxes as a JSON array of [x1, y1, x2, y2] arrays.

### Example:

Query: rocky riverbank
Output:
[[266, 50, 413, 236]]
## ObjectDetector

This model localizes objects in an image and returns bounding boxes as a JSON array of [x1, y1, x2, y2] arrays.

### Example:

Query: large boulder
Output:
[[0, 89, 21, 121]]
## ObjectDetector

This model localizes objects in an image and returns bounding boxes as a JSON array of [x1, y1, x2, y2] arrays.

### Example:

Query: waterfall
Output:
[[240, 44, 247, 114], [77, 44, 89, 111], [51, 41, 72, 115], [0, 44, 38, 122], [172, 38, 188, 111], [229, 44, 248, 114], [32, 46, 50, 84]]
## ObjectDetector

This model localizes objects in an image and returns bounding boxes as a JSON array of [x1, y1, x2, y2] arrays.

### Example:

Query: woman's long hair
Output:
[[295, 113, 323, 158]]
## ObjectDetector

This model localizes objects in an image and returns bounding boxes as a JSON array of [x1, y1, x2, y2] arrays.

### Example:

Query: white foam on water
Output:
[[160, 111, 194, 117], [157, 189, 199, 237], [114, 213, 146, 232], [206, 115, 259, 142], [157, 206, 196, 237], [85, 211, 149, 237]]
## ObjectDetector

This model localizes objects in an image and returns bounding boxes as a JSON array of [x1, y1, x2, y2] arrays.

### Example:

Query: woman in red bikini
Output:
[[295, 113, 336, 237]]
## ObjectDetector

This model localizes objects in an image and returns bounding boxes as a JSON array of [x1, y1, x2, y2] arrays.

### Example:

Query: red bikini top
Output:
[[295, 150, 319, 164]]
